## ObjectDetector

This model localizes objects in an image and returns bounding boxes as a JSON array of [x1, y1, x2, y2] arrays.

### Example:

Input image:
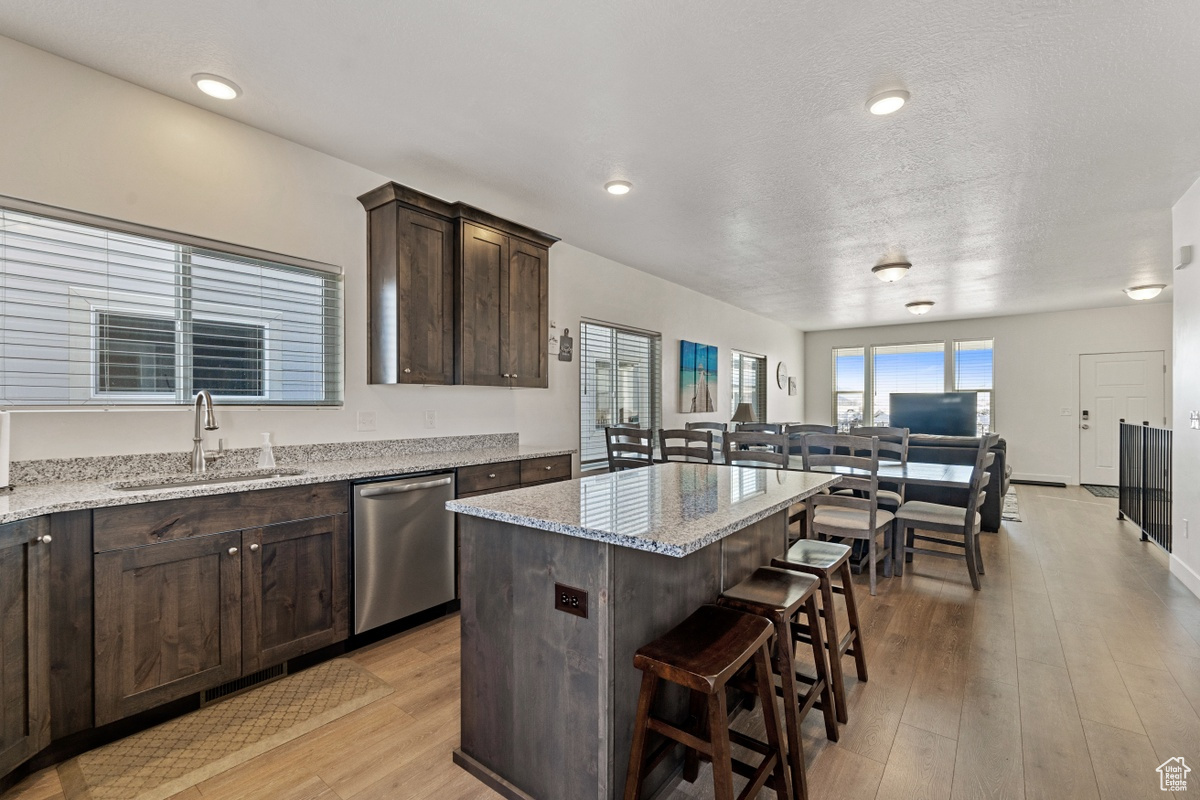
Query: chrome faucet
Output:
[[191, 390, 224, 474]]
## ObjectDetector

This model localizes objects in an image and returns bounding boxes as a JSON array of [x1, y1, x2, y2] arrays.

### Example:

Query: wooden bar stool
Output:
[[772, 540, 868, 726], [624, 605, 791, 800], [719, 567, 839, 799]]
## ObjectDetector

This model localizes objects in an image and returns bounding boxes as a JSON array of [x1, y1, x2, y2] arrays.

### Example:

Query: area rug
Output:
[[58, 658, 393, 800], [1081, 484, 1120, 498], [1002, 488, 1022, 521]]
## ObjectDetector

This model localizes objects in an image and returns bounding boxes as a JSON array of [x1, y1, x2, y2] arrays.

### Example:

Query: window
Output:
[[731, 351, 767, 422], [0, 204, 342, 405], [579, 320, 662, 468], [871, 342, 945, 426], [954, 339, 994, 433], [832, 346, 865, 431]]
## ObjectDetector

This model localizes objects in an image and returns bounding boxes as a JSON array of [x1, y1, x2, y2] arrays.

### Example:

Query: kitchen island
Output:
[[447, 463, 839, 800]]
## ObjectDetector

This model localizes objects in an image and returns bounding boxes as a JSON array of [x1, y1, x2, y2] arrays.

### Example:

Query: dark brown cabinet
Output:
[[243, 515, 349, 673], [359, 182, 556, 389], [0, 518, 50, 778], [365, 202, 454, 384], [94, 530, 243, 725]]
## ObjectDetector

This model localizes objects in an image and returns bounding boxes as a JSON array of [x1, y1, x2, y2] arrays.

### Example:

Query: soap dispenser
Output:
[[257, 433, 276, 469]]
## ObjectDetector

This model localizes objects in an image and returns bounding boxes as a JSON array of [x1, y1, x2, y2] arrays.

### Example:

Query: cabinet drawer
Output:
[[457, 461, 520, 495], [94, 482, 349, 552], [520, 455, 572, 486]]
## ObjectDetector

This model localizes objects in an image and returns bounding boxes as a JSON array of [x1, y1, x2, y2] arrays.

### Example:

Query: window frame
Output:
[[0, 194, 343, 408], [831, 345, 866, 432], [953, 338, 995, 434], [731, 349, 768, 423], [870, 340, 946, 427], [578, 319, 663, 470]]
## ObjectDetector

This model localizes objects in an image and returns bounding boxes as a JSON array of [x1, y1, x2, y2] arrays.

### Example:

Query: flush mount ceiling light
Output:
[[867, 89, 909, 115], [604, 180, 632, 195], [192, 73, 241, 100], [906, 300, 934, 315], [1124, 284, 1166, 300], [872, 260, 912, 282]]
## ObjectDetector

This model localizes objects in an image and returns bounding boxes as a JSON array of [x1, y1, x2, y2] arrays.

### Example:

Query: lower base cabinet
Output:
[[0, 518, 50, 778], [94, 514, 349, 726]]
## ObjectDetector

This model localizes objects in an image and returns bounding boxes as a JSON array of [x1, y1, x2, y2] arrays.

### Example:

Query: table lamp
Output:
[[731, 402, 757, 423]]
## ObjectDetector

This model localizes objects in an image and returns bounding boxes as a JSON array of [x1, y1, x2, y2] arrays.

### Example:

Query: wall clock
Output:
[[776, 361, 788, 389]]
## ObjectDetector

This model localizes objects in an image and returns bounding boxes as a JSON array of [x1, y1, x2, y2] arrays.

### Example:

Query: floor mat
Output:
[[1081, 484, 1120, 498], [1002, 488, 1022, 521], [58, 658, 393, 800]]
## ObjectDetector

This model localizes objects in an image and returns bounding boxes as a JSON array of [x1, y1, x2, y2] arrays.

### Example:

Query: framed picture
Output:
[[788, 377, 797, 396], [680, 340, 717, 412]]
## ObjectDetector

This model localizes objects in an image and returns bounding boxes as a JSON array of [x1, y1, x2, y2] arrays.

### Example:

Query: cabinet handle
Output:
[[512, 374, 518, 379], [36, 534, 52, 544], [228, 547, 239, 556], [545, 465, 553, 471], [503, 373, 510, 378], [249, 543, 260, 552], [488, 473, 497, 479], [403, 368, 411, 374]]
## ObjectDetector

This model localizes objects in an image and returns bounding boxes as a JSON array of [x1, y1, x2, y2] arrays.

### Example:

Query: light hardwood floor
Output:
[[6, 485, 1200, 800]]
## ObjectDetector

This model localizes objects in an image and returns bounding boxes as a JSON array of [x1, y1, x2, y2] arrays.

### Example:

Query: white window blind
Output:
[[954, 338, 994, 433], [579, 321, 662, 468], [0, 206, 342, 406], [871, 342, 944, 425], [832, 346, 865, 431], [731, 351, 767, 422]]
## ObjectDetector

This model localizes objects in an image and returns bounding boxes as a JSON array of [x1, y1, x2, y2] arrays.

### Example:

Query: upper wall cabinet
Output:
[[358, 183, 557, 388]]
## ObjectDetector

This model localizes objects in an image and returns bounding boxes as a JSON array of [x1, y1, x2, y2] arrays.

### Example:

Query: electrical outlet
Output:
[[1061, 407, 1073, 417], [424, 410, 436, 429], [356, 411, 377, 432], [554, 583, 588, 618]]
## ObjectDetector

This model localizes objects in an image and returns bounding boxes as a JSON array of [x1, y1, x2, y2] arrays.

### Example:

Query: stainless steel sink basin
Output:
[[109, 468, 307, 492]]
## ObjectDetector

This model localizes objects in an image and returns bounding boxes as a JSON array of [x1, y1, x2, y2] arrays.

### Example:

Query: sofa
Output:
[[902, 434, 1011, 532]]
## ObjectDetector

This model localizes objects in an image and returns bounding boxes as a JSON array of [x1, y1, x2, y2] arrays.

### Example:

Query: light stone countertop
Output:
[[0, 444, 574, 525], [446, 462, 840, 557]]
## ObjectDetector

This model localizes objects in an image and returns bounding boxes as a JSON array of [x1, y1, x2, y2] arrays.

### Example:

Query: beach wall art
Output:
[[680, 340, 717, 413]]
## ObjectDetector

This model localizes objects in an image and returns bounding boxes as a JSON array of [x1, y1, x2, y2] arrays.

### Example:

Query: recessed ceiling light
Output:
[[192, 73, 241, 100], [906, 300, 934, 315], [1124, 284, 1166, 300], [604, 180, 632, 195], [872, 260, 912, 282], [867, 89, 909, 115]]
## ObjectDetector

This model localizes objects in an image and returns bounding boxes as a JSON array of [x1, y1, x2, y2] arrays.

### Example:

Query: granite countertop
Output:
[[0, 444, 574, 525], [446, 462, 840, 557]]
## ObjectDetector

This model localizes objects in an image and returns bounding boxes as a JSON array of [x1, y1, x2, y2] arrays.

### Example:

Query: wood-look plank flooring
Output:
[[5, 486, 1200, 800]]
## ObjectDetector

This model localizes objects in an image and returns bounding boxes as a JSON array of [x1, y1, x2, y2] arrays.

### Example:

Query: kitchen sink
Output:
[[109, 468, 307, 492]]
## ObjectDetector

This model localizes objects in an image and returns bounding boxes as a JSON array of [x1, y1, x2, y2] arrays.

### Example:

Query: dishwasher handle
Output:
[[358, 476, 453, 497]]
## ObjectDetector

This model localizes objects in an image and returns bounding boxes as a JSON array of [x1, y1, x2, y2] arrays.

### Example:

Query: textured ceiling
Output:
[[1, 0, 1196, 330]]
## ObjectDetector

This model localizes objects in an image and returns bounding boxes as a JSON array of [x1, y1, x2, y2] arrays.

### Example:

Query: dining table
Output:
[[800, 459, 976, 488]]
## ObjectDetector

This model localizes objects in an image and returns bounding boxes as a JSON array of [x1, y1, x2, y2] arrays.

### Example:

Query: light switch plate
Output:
[[356, 411, 377, 432], [1060, 407, 1072, 416], [424, 410, 436, 429]]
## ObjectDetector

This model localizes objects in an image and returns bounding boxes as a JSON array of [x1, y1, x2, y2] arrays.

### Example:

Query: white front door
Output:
[[1079, 351, 1165, 486]]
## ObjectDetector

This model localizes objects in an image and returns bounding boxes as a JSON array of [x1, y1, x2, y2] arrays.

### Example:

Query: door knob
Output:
[[1081, 424, 1090, 430], [249, 543, 260, 552], [228, 547, 239, 556]]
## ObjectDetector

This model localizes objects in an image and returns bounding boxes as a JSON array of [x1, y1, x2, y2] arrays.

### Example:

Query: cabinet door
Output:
[[504, 239, 549, 388], [458, 222, 509, 386], [242, 515, 349, 673], [94, 532, 242, 725], [368, 205, 454, 385], [0, 518, 50, 777]]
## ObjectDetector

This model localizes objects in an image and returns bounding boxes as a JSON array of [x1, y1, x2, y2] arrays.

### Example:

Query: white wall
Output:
[[804, 304, 1173, 485], [1171, 175, 1200, 598], [0, 35, 803, 464]]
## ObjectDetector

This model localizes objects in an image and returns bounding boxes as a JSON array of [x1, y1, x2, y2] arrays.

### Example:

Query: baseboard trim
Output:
[[1170, 555, 1200, 601], [1011, 472, 1071, 486], [1010, 479, 1068, 488], [453, 749, 536, 800]]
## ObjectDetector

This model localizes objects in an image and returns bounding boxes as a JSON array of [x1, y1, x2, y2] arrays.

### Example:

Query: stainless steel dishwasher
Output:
[[352, 472, 456, 634]]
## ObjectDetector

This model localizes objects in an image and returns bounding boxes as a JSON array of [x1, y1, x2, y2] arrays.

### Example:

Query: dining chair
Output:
[[685, 421, 726, 452], [846, 426, 910, 512], [605, 426, 655, 472], [893, 433, 999, 590], [736, 422, 784, 435], [658, 428, 715, 463], [784, 424, 836, 435], [723, 431, 789, 469], [801, 434, 893, 595]]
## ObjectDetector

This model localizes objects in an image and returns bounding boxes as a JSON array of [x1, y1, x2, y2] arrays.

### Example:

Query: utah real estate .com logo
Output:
[[1158, 757, 1191, 792]]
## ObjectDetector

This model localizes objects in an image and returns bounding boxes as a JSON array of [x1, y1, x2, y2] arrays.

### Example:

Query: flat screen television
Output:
[[889, 392, 978, 436]]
